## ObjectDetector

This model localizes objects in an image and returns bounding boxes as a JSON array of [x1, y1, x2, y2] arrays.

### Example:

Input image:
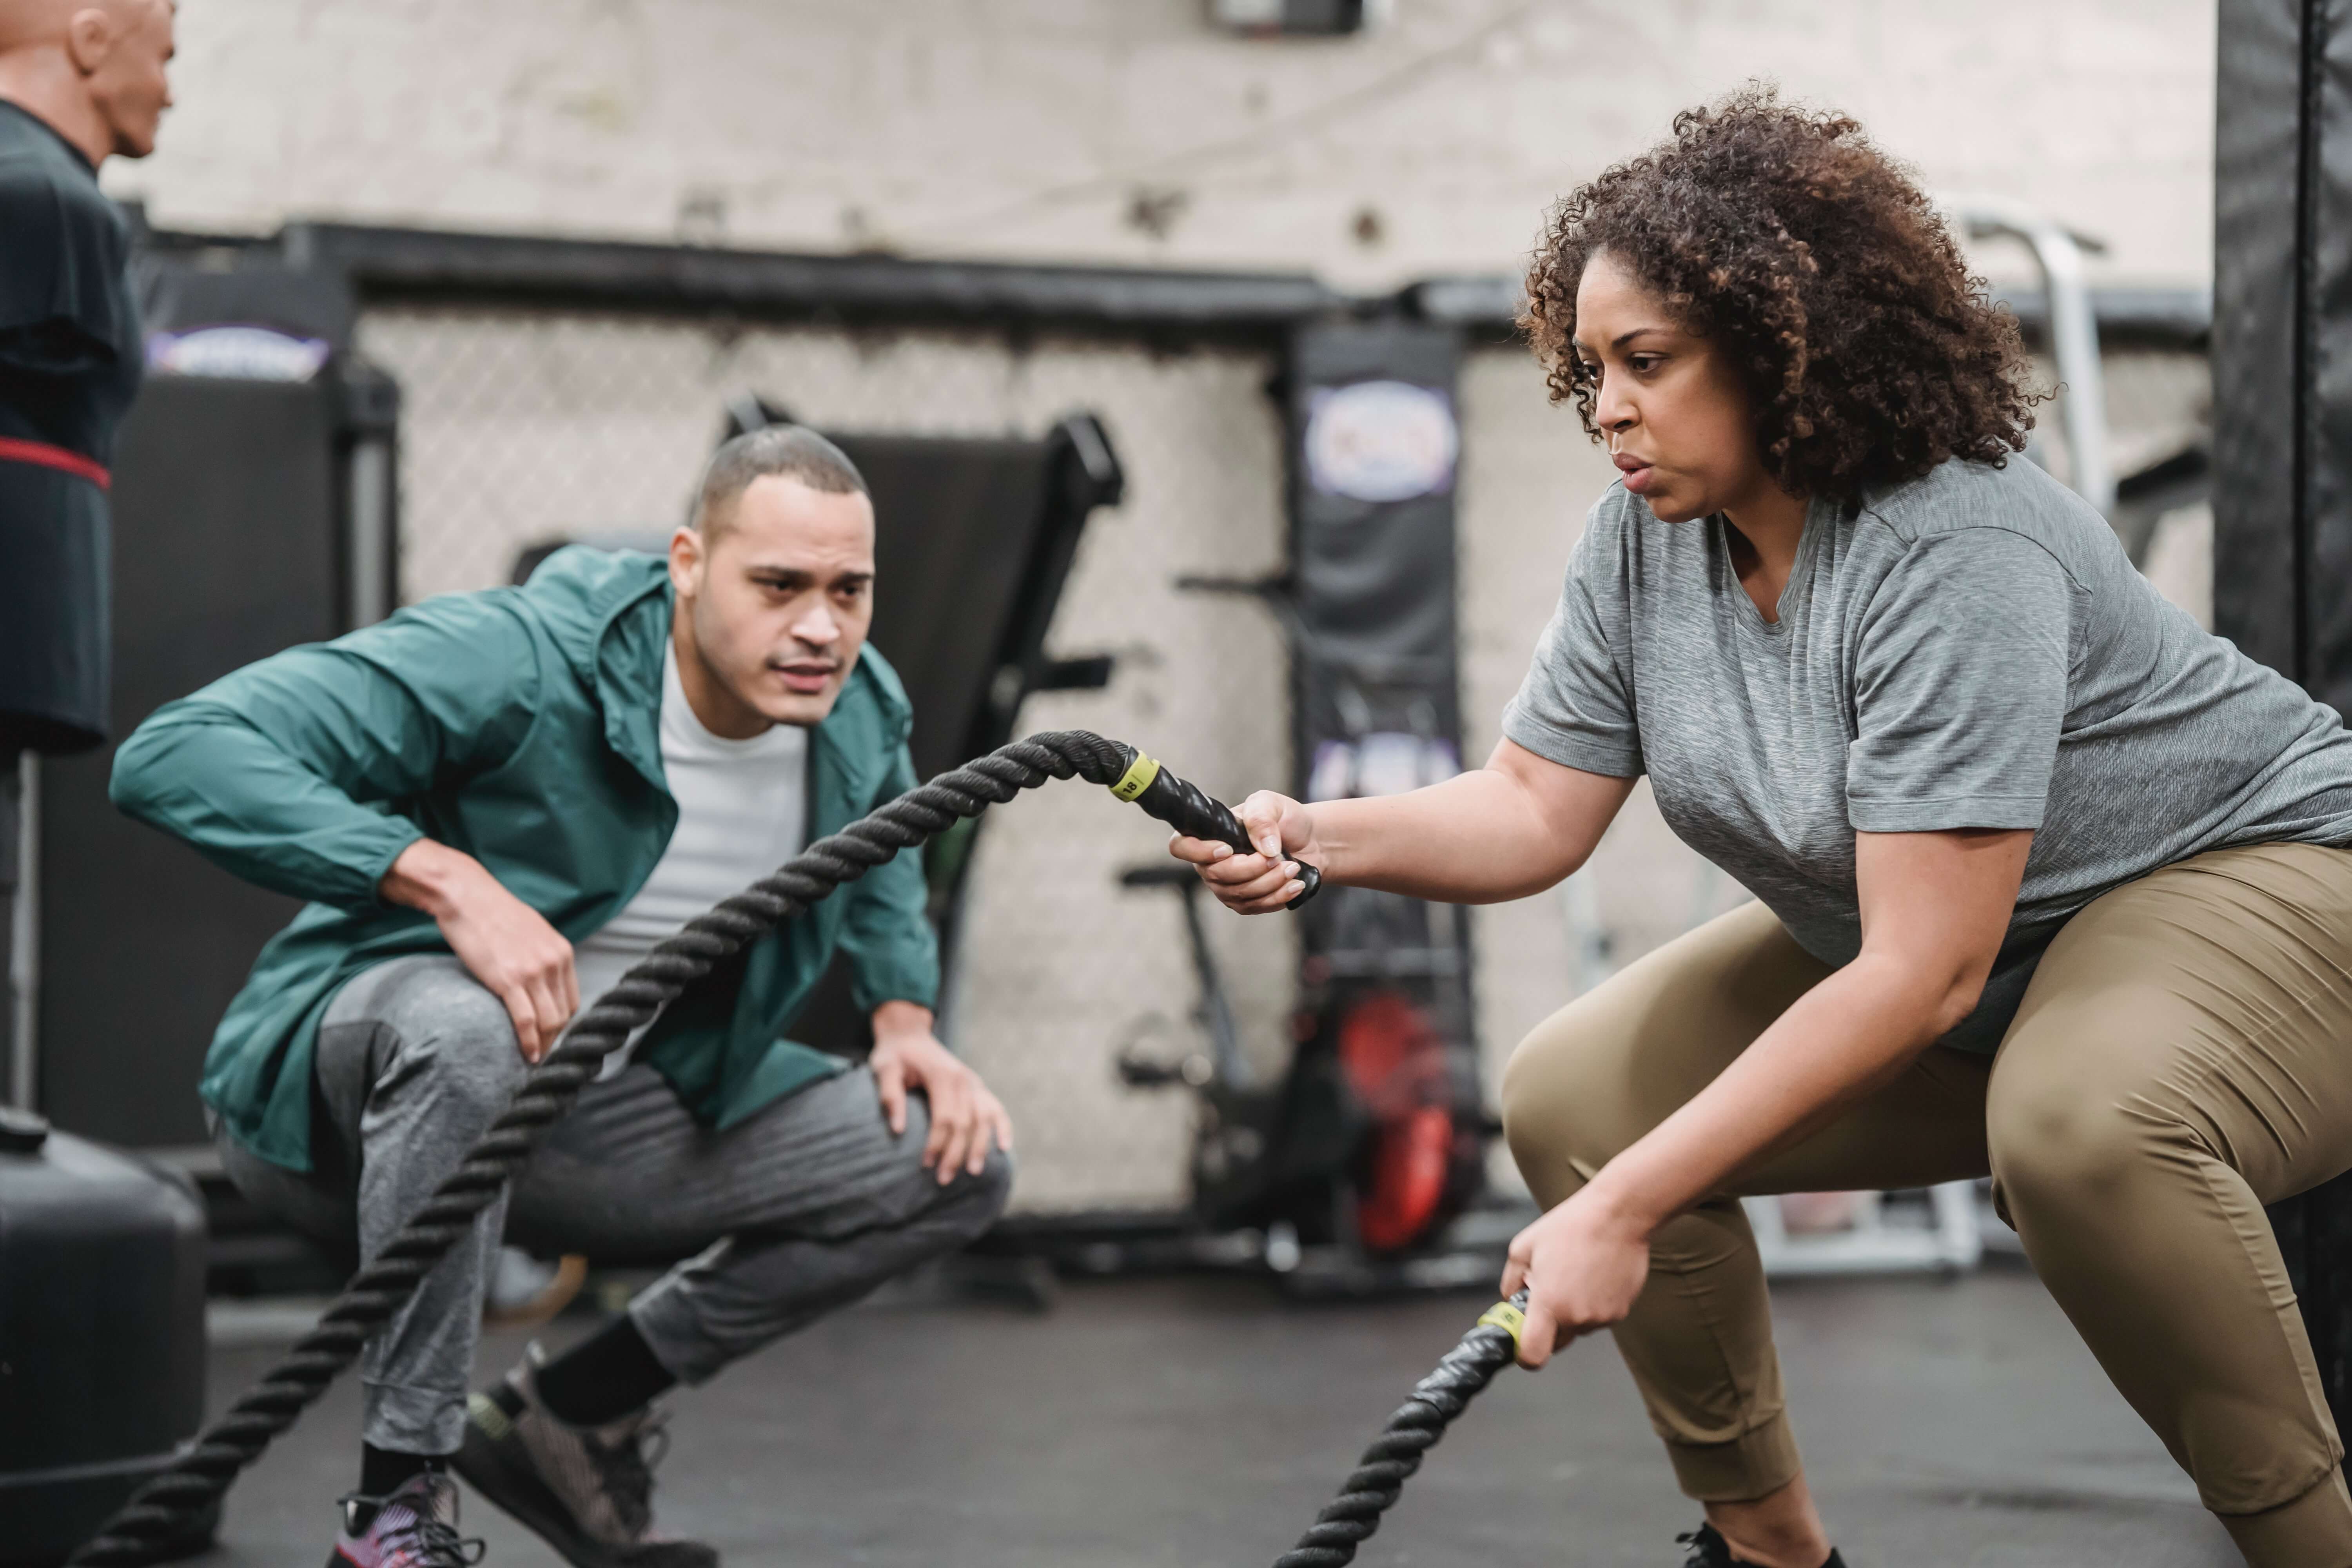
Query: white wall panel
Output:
[[122, 0, 2214, 294]]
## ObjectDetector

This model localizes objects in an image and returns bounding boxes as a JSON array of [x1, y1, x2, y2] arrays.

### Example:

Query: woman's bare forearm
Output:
[[1178, 742, 1632, 915], [1309, 747, 1635, 903], [1580, 827, 2032, 1232], [1581, 954, 1950, 1230]]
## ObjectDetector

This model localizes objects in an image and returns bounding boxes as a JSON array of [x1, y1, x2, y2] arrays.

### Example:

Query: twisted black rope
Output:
[[1271, 1292, 1528, 1568], [72, 730, 1173, 1567]]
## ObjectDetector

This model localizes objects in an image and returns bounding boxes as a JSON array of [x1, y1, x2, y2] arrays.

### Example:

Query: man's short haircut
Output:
[[692, 425, 869, 538]]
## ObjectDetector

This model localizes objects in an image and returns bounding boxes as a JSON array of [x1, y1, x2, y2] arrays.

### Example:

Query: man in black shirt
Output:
[[0, 9, 172, 1543], [0, 0, 173, 757], [0, 0, 172, 1300]]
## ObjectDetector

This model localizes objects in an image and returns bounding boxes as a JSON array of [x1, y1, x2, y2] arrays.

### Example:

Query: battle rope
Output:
[[69, 730, 1315, 1566], [1272, 1292, 1529, 1568]]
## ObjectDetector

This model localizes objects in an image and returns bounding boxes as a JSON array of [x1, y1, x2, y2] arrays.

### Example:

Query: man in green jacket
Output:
[[113, 426, 1014, 1568]]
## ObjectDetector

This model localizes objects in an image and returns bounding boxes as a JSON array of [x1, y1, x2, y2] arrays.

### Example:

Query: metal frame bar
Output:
[[1406, 272, 2211, 350], [140, 221, 1348, 339], [8, 752, 36, 1111], [1743, 1182, 1986, 1279], [1953, 199, 2118, 520]]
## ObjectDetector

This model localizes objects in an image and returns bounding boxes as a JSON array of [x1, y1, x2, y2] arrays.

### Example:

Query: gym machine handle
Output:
[[1108, 747, 1323, 910]]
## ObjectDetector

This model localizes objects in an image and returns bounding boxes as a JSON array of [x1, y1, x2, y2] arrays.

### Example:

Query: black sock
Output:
[[534, 1316, 677, 1427], [359, 1444, 437, 1499]]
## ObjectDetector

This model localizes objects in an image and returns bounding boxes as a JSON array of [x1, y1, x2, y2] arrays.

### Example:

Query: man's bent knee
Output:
[[334, 960, 529, 1121], [937, 1148, 1014, 1245]]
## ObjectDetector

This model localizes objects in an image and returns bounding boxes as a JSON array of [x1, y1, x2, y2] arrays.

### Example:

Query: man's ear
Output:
[[667, 525, 704, 597], [64, 6, 118, 75]]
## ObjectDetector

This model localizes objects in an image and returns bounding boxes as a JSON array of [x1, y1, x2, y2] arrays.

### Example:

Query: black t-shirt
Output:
[[0, 99, 142, 755]]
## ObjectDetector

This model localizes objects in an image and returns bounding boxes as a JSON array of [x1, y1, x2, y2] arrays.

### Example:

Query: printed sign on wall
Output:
[[1303, 378, 1458, 503]]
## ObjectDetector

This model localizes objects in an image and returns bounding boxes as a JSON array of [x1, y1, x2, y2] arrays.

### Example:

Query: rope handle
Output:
[[1113, 749, 1322, 910]]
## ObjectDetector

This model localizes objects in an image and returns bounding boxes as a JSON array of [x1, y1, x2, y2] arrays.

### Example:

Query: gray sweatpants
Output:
[[216, 955, 1012, 1453]]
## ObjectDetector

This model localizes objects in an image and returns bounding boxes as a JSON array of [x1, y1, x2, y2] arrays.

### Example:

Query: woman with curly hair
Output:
[[1170, 90, 2352, 1568]]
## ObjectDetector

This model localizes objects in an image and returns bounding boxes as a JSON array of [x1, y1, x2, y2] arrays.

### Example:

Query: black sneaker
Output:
[[1677, 1521, 1848, 1567], [451, 1346, 717, 1568], [327, 1469, 485, 1568]]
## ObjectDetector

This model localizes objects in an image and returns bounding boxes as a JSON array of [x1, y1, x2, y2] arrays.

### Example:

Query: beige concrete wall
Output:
[[119, 0, 2214, 292]]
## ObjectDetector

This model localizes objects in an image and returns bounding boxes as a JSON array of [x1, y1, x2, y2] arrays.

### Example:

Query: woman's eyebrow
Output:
[[1611, 326, 1673, 349]]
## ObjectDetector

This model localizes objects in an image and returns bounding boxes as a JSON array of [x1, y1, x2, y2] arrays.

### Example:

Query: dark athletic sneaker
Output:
[[327, 1469, 484, 1568], [452, 1347, 717, 1568], [1677, 1521, 1848, 1568]]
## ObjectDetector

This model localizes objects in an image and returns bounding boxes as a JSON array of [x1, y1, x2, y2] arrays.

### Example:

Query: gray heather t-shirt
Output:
[[1504, 457, 2352, 1051]]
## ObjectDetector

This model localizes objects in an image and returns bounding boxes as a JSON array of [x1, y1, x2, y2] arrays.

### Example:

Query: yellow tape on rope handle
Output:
[[1109, 752, 1163, 803], [1477, 1299, 1526, 1347]]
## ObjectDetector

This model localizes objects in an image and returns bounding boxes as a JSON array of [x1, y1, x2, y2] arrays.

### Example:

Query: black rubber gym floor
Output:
[[198, 1266, 2234, 1567]]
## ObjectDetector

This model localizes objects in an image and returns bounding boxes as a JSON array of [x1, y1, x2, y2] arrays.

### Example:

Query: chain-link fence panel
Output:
[[356, 305, 1295, 1213], [356, 307, 2211, 1213]]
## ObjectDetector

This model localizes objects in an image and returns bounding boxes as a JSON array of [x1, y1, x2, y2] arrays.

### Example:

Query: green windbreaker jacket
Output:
[[110, 548, 939, 1173]]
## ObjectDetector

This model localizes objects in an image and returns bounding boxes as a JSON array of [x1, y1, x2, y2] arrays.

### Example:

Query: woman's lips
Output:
[[1615, 455, 1656, 494]]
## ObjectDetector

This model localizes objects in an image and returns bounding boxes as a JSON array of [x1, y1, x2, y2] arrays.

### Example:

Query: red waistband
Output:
[[0, 436, 108, 490]]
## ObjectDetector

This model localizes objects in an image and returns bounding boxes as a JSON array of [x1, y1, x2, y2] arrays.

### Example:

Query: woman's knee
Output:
[[1985, 1060, 2154, 1223], [1499, 1012, 1627, 1205], [1498, 1027, 1568, 1179]]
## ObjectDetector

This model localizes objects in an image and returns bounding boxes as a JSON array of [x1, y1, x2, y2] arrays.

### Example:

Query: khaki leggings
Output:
[[1501, 842, 2352, 1568]]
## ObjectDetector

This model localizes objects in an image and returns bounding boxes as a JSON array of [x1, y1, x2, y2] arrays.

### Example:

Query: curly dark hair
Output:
[[1521, 87, 2040, 504]]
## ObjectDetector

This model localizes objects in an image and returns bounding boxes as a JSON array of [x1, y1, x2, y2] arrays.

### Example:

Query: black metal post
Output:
[[2215, 0, 2352, 1453]]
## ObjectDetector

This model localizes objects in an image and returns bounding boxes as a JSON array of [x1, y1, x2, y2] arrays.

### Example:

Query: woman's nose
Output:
[[1593, 375, 1632, 429]]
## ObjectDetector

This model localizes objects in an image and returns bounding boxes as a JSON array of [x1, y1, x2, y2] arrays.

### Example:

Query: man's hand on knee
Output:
[[381, 838, 579, 1063], [869, 1001, 1014, 1185]]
